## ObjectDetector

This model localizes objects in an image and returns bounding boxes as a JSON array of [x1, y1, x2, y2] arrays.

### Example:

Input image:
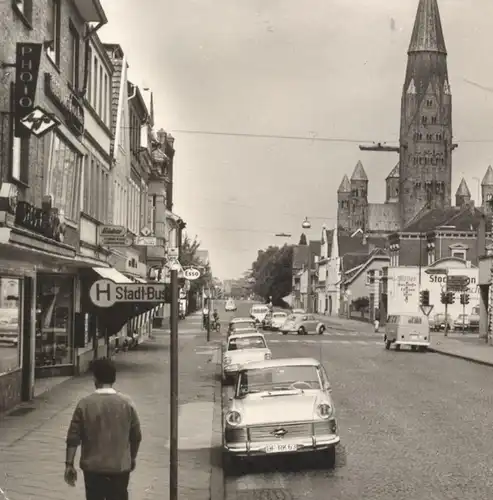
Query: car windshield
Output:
[[232, 321, 256, 329], [228, 336, 266, 351], [273, 313, 286, 318], [237, 365, 321, 396]]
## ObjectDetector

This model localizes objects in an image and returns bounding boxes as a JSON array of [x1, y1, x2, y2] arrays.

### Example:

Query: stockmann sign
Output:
[[89, 279, 165, 308]]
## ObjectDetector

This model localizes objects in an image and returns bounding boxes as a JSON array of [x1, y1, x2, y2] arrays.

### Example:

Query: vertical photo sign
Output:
[[14, 43, 42, 138]]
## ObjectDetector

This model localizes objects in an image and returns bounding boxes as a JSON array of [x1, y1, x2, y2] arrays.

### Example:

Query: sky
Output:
[[99, 0, 493, 280]]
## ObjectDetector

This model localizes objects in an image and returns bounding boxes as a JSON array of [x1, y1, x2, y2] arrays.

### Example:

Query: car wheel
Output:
[[298, 327, 306, 335], [418, 346, 427, 352], [395, 344, 401, 351], [282, 331, 288, 335], [384, 336, 391, 350], [318, 325, 326, 335], [411, 345, 417, 352], [325, 446, 336, 468]]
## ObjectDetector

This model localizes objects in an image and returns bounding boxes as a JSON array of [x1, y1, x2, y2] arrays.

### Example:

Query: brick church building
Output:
[[335, 0, 492, 267]]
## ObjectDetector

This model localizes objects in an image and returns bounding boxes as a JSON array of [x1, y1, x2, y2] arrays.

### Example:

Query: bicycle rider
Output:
[[212, 309, 220, 329], [202, 303, 210, 329]]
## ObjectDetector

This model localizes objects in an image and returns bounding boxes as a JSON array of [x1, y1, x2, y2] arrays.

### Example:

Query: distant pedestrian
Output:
[[64, 358, 142, 500], [374, 308, 380, 332]]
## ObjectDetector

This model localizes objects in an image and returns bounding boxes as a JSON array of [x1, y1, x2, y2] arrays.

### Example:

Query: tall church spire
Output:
[[408, 0, 447, 54], [399, 0, 452, 227]]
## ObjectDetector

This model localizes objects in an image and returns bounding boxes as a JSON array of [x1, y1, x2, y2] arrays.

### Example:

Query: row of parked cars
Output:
[[221, 310, 340, 474]]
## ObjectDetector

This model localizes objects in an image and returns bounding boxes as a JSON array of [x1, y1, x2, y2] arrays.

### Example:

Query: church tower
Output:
[[337, 174, 351, 230], [349, 161, 368, 232], [399, 0, 453, 227]]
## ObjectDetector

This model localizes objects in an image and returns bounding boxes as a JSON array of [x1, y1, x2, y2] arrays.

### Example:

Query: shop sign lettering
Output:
[[44, 73, 84, 136], [89, 279, 166, 307], [14, 43, 42, 138]]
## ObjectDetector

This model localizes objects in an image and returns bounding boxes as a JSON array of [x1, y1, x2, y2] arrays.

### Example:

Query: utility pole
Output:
[[169, 219, 186, 500]]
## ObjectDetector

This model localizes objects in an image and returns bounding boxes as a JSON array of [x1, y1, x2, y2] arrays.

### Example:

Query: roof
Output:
[[386, 163, 399, 179], [292, 245, 309, 269], [367, 203, 400, 232], [338, 231, 388, 256], [229, 332, 265, 340], [403, 205, 483, 233], [482, 166, 493, 186], [229, 317, 254, 324], [408, 0, 447, 54], [455, 178, 471, 197], [343, 250, 389, 284], [239, 357, 320, 371], [351, 161, 368, 181], [338, 175, 351, 192]]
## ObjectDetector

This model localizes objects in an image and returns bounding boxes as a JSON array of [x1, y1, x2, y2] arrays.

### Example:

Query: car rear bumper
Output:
[[224, 434, 340, 456], [394, 341, 430, 346]]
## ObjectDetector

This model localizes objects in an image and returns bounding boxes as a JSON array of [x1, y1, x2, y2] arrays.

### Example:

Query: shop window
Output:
[[45, 132, 82, 222], [0, 278, 22, 375], [35, 275, 74, 368]]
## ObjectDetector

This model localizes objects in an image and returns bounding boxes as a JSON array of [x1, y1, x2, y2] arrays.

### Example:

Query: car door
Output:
[[306, 314, 318, 333]]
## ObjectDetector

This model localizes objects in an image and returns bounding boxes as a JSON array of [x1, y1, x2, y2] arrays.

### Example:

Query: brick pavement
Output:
[[0, 314, 223, 500]]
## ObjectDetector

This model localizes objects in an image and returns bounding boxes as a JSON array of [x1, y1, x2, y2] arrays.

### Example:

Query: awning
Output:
[[92, 267, 133, 283], [123, 273, 147, 284]]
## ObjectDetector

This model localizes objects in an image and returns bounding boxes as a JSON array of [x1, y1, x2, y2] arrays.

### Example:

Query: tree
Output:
[[180, 234, 212, 296], [299, 233, 307, 245], [249, 244, 293, 305]]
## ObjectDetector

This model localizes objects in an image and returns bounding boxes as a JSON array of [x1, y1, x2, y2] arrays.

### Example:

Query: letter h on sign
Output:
[[14, 43, 43, 139], [96, 282, 111, 302]]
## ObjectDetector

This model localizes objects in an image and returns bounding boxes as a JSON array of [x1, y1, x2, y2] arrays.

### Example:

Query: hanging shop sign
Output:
[[14, 43, 43, 139], [44, 73, 84, 136]]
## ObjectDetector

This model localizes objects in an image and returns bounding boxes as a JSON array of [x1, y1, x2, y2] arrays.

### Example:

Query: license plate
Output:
[[410, 334, 418, 339], [265, 443, 298, 453]]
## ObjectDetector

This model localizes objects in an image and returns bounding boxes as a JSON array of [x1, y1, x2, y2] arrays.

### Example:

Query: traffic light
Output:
[[460, 293, 470, 305], [440, 291, 446, 304], [422, 290, 430, 307], [447, 292, 455, 304]]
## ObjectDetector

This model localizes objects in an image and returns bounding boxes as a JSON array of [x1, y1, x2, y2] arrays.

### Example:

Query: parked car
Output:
[[225, 299, 237, 312], [223, 357, 339, 474], [222, 332, 271, 385], [250, 305, 270, 324], [469, 306, 480, 332], [429, 313, 452, 332], [280, 313, 326, 335], [228, 318, 258, 337], [453, 314, 470, 332], [269, 312, 288, 331]]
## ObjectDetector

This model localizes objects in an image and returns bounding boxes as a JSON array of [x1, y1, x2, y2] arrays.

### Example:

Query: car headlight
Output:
[[226, 410, 242, 426], [264, 351, 272, 360], [317, 403, 334, 419], [223, 356, 232, 365]]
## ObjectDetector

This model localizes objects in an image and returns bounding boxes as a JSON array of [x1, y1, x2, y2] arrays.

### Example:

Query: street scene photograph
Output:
[[1, 0, 493, 499]]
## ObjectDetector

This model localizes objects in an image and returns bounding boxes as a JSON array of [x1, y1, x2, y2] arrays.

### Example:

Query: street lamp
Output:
[[302, 217, 311, 229]]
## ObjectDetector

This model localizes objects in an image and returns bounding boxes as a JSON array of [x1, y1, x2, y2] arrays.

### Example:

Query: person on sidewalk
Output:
[[374, 308, 380, 333], [202, 304, 210, 329], [64, 358, 142, 500]]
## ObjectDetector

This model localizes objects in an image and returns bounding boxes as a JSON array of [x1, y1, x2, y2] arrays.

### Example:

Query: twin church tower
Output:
[[337, 0, 493, 234]]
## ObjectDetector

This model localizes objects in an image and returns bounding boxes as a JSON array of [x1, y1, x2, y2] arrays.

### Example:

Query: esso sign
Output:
[[184, 268, 201, 280]]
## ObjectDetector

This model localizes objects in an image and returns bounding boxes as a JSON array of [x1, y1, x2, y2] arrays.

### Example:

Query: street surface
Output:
[[223, 301, 493, 500]]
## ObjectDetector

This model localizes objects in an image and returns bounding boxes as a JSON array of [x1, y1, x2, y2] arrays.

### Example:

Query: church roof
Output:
[[338, 175, 351, 192], [482, 165, 493, 186], [408, 0, 447, 54], [386, 163, 399, 180], [403, 205, 482, 233], [455, 178, 471, 197], [350, 161, 368, 181]]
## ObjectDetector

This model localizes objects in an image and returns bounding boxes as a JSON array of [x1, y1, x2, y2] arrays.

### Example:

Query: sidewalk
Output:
[[0, 314, 223, 500], [428, 332, 493, 367]]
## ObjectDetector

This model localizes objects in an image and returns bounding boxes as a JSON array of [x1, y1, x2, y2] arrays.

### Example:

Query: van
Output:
[[384, 313, 430, 352]]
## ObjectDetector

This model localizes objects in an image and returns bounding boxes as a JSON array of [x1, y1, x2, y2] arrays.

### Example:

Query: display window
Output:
[[0, 278, 22, 374]]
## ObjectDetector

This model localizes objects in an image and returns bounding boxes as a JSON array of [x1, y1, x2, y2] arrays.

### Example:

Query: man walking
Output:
[[64, 358, 142, 500]]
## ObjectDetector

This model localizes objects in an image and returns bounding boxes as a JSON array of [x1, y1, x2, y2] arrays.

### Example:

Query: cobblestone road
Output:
[[223, 304, 493, 500]]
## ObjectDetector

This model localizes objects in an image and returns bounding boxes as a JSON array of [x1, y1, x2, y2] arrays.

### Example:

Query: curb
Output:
[[428, 347, 493, 368], [209, 344, 224, 500]]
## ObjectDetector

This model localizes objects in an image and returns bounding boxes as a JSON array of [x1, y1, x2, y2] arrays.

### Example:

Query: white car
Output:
[[250, 305, 270, 324], [270, 312, 288, 330], [222, 332, 272, 384], [225, 299, 237, 312], [223, 357, 339, 474]]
